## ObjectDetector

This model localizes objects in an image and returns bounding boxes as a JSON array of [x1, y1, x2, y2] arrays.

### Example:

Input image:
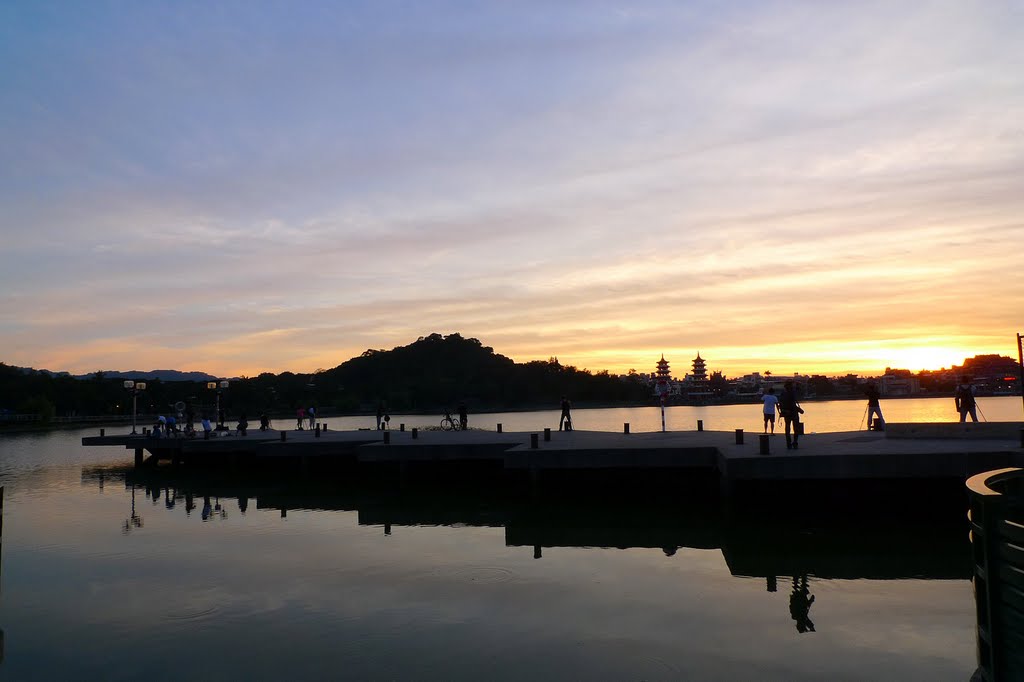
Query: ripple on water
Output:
[[449, 565, 518, 584]]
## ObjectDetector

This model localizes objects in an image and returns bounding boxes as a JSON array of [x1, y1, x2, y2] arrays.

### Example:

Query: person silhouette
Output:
[[955, 375, 978, 423], [559, 396, 573, 431], [458, 402, 468, 431], [789, 575, 816, 633], [864, 382, 884, 430], [779, 380, 804, 449]]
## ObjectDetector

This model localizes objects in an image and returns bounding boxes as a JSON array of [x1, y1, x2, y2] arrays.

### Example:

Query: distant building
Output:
[[878, 374, 921, 396]]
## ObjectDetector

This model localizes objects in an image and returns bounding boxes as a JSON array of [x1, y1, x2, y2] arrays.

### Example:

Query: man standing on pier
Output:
[[559, 396, 573, 431], [761, 387, 778, 434], [864, 382, 884, 430], [779, 380, 803, 450], [955, 375, 978, 422]]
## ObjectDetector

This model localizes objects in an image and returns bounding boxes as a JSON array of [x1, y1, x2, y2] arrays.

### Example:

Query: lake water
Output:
[[2, 397, 1019, 680]]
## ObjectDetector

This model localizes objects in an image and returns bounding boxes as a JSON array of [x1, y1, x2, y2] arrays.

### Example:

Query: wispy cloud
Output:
[[1, 1, 1022, 376]]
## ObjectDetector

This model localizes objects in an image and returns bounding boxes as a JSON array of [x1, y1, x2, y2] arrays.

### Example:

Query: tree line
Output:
[[0, 333, 652, 423]]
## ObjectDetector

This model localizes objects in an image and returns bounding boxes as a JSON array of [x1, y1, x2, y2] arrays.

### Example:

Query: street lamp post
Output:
[[207, 380, 229, 428], [124, 380, 147, 435]]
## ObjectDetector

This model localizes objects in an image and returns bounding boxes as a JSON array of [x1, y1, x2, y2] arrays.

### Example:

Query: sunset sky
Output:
[[2, 1, 1022, 379]]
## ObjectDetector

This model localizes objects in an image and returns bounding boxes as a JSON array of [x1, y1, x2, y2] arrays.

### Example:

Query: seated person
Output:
[[236, 414, 248, 436], [152, 421, 163, 438], [259, 413, 270, 431], [201, 416, 213, 434]]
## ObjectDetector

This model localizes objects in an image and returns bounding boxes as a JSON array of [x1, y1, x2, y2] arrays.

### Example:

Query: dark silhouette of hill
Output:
[[1, 333, 651, 421]]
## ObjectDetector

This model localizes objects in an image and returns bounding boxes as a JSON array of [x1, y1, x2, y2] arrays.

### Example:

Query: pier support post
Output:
[[624, 423, 630, 434], [1019, 428, 1023, 448], [497, 423, 502, 433], [412, 428, 418, 440], [544, 428, 551, 442], [534, 545, 542, 559], [735, 429, 744, 445], [530, 434, 539, 449], [759, 434, 770, 455], [384, 431, 390, 445], [134, 448, 143, 467], [697, 420, 703, 432]]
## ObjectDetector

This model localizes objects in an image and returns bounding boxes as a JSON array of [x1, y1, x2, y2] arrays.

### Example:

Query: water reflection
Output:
[[82, 465, 972, 639], [789, 575, 815, 634]]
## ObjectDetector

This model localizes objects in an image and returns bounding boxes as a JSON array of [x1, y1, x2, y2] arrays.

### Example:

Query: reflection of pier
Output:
[[90, 467, 972, 583]]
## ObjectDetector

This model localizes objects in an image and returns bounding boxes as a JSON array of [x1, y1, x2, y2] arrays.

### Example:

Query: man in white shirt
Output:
[[761, 387, 779, 434]]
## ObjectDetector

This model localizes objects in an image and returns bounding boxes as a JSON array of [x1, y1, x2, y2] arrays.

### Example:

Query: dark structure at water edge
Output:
[[968, 467, 1024, 681]]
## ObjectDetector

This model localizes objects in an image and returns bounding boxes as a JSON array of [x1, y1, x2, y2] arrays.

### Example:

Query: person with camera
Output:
[[779, 380, 804, 450]]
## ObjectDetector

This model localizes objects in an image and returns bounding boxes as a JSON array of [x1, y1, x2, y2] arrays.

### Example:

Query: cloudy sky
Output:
[[2, 1, 1022, 378]]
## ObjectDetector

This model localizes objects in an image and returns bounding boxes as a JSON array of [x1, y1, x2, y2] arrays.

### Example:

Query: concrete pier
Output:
[[83, 423, 1024, 496]]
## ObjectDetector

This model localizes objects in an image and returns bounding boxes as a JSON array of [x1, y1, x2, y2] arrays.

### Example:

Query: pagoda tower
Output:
[[691, 353, 707, 382], [656, 355, 671, 383]]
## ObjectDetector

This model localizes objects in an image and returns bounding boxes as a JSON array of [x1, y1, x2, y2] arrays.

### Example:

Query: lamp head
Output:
[[123, 380, 135, 389]]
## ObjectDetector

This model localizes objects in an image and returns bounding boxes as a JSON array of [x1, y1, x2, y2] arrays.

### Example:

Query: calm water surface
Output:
[[2, 397, 1016, 680]]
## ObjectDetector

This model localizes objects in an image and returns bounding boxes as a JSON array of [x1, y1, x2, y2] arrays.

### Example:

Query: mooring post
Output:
[[204, 429, 210, 440], [134, 447, 143, 467], [759, 434, 770, 455], [280, 431, 287, 442], [384, 431, 390, 444], [624, 422, 630, 434], [315, 424, 321, 438], [735, 429, 744, 445], [323, 423, 328, 431], [497, 423, 502, 433], [412, 427, 418, 439], [697, 420, 703, 432], [400, 423, 405, 432], [534, 544, 542, 559], [100, 428, 105, 437], [544, 427, 551, 442], [530, 433, 539, 449]]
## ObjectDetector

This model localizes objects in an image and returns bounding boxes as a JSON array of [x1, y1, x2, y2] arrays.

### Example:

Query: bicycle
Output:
[[440, 411, 461, 431]]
